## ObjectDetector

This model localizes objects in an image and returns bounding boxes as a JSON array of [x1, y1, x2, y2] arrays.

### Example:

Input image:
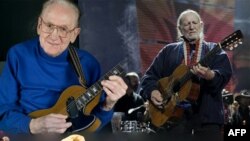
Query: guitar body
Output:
[[149, 96, 184, 127], [29, 85, 101, 132], [149, 64, 192, 127]]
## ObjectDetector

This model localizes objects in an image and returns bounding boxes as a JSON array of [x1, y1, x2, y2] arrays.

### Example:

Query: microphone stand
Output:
[[128, 105, 145, 114]]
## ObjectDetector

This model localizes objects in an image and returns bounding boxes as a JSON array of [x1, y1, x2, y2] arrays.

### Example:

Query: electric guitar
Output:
[[29, 60, 127, 132], [149, 30, 243, 127]]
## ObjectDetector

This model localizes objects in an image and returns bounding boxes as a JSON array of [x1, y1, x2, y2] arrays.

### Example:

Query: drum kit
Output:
[[222, 89, 250, 125], [111, 102, 156, 134], [120, 120, 154, 133], [111, 116, 155, 134]]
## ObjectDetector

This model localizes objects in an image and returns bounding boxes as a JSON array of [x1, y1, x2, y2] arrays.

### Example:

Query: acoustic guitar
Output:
[[149, 30, 243, 127], [29, 60, 126, 132]]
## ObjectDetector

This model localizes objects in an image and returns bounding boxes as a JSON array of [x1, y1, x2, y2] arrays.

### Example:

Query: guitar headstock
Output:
[[219, 30, 243, 51]]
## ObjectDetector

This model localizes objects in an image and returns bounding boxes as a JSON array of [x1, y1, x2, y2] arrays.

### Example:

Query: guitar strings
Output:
[[65, 62, 126, 114]]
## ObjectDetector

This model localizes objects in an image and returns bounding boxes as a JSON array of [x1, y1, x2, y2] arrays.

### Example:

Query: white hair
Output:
[[40, 0, 80, 26], [176, 9, 204, 41]]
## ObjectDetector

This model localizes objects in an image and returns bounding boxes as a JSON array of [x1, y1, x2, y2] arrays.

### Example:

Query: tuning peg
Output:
[[238, 39, 243, 44], [234, 44, 238, 48], [227, 45, 233, 50]]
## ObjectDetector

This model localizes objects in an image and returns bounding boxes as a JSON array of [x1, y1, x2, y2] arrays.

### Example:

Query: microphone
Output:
[[128, 105, 144, 114]]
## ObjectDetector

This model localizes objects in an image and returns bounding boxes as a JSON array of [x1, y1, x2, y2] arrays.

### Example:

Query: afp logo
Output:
[[227, 129, 246, 136], [224, 125, 249, 141]]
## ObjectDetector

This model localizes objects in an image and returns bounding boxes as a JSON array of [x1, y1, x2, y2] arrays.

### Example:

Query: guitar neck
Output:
[[198, 43, 222, 67], [75, 62, 126, 110], [175, 43, 223, 92]]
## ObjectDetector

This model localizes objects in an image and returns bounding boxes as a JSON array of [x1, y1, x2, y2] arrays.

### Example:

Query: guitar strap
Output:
[[68, 45, 87, 89]]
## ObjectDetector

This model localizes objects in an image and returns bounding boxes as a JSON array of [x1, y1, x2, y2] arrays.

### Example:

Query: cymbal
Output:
[[222, 93, 234, 105], [235, 90, 250, 106]]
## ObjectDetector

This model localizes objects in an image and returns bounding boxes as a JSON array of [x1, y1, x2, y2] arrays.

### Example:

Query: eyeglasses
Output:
[[39, 17, 77, 38]]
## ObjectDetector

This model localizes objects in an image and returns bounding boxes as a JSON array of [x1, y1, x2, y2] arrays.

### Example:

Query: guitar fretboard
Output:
[[75, 62, 126, 110]]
